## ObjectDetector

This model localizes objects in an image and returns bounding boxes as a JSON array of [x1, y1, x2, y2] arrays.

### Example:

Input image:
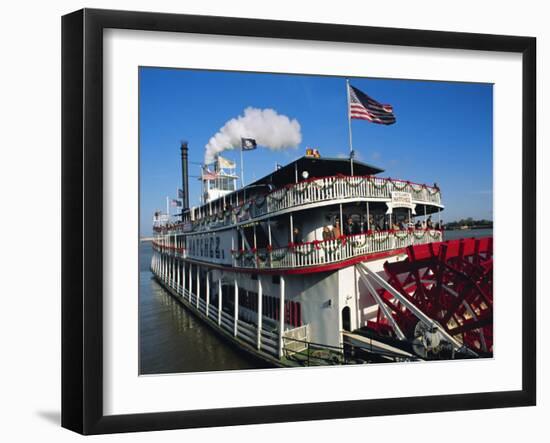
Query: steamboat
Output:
[[150, 144, 493, 367]]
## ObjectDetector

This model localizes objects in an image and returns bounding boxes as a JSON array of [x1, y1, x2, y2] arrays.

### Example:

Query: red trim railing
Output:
[[152, 241, 185, 256], [231, 229, 443, 270], [153, 229, 443, 271], [153, 175, 442, 234]]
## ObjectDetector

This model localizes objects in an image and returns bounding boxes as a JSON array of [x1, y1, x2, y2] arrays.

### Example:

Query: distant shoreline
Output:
[[444, 225, 493, 231]]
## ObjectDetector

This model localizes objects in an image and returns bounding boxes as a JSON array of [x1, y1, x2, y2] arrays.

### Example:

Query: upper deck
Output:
[[155, 173, 442, 235], [152, 154, 444, 274]]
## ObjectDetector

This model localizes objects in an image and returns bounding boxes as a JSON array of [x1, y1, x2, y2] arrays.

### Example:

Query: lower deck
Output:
[[151, 246, 416, 365]]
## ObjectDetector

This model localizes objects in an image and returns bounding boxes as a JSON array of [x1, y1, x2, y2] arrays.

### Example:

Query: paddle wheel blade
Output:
[[360, 237, 493, 358]]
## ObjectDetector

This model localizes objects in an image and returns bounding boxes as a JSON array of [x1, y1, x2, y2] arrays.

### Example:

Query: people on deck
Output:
[[292, 227, 302, 243], [316, 213, 437, 239], [368, 214, 374, 231], [345, 217, 356, 236], [333, 220, 342, 238], [427, 216, 434, 229]]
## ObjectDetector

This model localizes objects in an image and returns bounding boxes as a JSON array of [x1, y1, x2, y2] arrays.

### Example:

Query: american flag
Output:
[[201, 168, 218, 181], [348, 84, 396, 125]]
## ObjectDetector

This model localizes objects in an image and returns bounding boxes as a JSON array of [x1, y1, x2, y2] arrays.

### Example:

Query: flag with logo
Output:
[[241, 137, 257, 150], [171, 199, 182, 207]]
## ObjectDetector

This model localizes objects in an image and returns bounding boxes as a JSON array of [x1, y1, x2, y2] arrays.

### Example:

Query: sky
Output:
[[139, 67, 493, 237]]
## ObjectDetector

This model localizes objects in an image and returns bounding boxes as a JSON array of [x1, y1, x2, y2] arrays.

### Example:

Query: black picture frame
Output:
[[61, 8, 536, 435]]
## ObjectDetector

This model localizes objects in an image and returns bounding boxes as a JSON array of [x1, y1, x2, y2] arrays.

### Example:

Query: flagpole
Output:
[[200, 164, 204, 205], [346, 78, 354, 176], [176, 187, 180, 219], [166, 196, 170, 220], [240, 145, 245, 188]]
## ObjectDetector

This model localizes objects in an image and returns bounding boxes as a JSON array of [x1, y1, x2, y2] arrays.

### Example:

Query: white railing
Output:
[[159, 175, 442, 234], [266, 175, 441, 214], [233, 229, 443, 270], [151, 267, 281, 357], [152, 241, 187, 258], [283, 324, 310, 354]]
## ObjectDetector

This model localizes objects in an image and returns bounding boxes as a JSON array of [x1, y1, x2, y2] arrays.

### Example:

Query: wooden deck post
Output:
[[188, 263, 192, 302], [182, 261, 186, 298], [234, 276, 239, 336], [206, 271, 210, 317], [196, 266, 200, 309], [176, 258, 180, 294], [218, 277, 222, 326], [278, 275, 285, 358], [257, 275, 263, 350]]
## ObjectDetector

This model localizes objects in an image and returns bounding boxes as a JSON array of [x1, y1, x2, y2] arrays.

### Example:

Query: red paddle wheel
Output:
[[365, 237, 493, 357]]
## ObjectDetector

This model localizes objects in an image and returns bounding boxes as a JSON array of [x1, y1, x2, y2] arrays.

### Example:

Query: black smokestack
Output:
[[180, 141, 190, 213]]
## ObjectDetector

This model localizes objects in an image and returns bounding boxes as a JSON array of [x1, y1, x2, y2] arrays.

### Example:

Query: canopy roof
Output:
[[247, 156, 384, 189]]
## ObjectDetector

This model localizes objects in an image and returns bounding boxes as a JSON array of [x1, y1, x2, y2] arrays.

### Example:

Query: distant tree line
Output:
[[445, 217, 493, 230]]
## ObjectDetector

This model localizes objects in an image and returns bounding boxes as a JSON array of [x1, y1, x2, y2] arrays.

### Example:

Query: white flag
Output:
[[217, 155, 236, 169]]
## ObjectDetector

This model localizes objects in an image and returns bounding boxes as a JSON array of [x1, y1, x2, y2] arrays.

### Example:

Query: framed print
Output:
[[61, 8, 536, 435]]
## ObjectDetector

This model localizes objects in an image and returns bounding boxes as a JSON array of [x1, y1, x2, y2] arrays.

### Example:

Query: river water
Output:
[[444, 228, 493, 241], [139, 242, 269, 374], [139, 229, 492, 374]]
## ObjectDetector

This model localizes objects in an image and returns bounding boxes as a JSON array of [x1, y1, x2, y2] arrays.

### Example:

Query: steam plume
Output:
[[204, 107, 302, 164]]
